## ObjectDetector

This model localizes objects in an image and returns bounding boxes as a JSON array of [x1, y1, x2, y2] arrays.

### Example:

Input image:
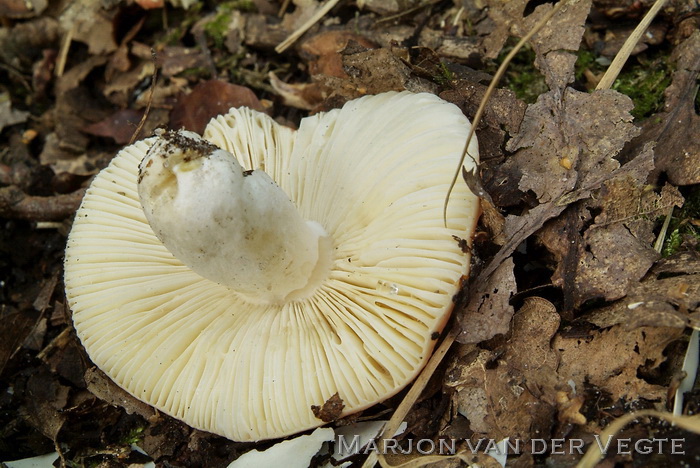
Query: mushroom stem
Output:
[[138, 130, 333, 304]]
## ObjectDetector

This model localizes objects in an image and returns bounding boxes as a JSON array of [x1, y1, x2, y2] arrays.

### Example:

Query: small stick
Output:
[[379, 326, 458, 453], [596, 0, 667, 90], [0, 186, 85, 221], [55, 23, 75, 77], [278, 0, 291, 18], [275, 0, 341, 53]]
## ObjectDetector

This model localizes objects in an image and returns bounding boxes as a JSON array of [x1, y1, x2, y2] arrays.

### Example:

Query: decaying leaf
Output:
[[0, 16, 60, 71], [538, 144, 684, 310], [441, 83, 527, 163], [314, 47, 436, 109], [84, 108, 168, 145], [85, 367, 157, 419], [457, 258, 516, 344], [553, 324, 684, 402], [622, 31, 700, 186], [583, 251, 700, 331], [58, 0, 118, 55], [448, 297, 560, 441], [301, 30, 377, 78]]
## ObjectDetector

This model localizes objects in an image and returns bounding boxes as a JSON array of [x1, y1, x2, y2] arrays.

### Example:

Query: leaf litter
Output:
[[0, 0, 699, 466]]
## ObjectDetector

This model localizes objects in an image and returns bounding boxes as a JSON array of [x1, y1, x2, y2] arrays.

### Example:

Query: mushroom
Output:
[[64, 91, 480, 442]]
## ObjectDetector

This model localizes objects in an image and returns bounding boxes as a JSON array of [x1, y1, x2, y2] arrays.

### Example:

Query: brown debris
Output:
[[582, 251, 700, 331], [449, 297, 560, 441], [0, 307, 41, 375], [301, 30, 377, 78], [84, 108, 168, 145], [311, 392, 345, 423], [0, 0, 47, 18]]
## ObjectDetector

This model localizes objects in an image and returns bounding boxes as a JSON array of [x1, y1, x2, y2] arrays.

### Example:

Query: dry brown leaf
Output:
[[488, 88, 637, 206], [160, 46, 212, 78], [85, 367, 157, 419], [103, 60, 155, 108], [440, 83, 526, 163], [538, 145, 684, 310], [456, 257, 516, 344], [482, 0, 591, 63], [553, 325, 684, 402], [301, 30, 377, 78], [582, 251, 700, 330], [169, 80, 264, 134], [0, 307, 40, 375], [55, 55, 108, 96], [315, 47, 436, 108], [0, 0, 47, 18], [449, 297, 560, 441], [59, 1, 118, 55], [0, 17, 60, 72], [39, 133, 110, 176], [84, 108, 168, 145], [269, 72, 327, 110], [622, 31, 700, 185]]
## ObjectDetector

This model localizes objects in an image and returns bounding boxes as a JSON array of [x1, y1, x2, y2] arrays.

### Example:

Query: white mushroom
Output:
[[64, 91, 480, 442]]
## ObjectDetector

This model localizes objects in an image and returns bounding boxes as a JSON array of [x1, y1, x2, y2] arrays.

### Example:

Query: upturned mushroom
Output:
[[64, 91, 480, 442]]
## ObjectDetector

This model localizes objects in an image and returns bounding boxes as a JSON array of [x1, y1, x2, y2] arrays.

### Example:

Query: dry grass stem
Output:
[[596, 0, 667, 90], [275, 0, 341, 53], [443, 0, 567, 224]]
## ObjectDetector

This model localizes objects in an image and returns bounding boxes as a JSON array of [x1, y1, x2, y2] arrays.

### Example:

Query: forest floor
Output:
[[1, 0, 699, 467]]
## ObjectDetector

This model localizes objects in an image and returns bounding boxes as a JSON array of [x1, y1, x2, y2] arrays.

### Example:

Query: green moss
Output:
[[434, 62, 455, 86], [179, 66, 212, 79], [574, 48, 607, 85], [122, 425, 146, 445], [161, 2, 204, 45], [492, 39, 547, 104], [612, 54, 672, 120], [204, 1, 255, 49]]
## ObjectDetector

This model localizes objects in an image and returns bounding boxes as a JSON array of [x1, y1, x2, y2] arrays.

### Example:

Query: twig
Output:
[[275, 0, 341, 53], [443, 0, 567, 225], [596, 0, 667, 90], [0, 186, 85, 221]]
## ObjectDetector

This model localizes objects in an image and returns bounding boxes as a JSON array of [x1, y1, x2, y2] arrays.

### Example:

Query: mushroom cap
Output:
[[64, 91, 479, 441]]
